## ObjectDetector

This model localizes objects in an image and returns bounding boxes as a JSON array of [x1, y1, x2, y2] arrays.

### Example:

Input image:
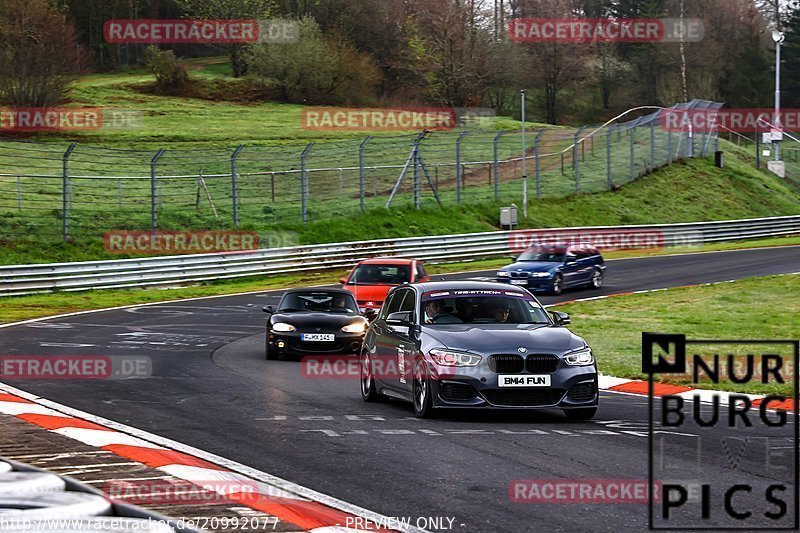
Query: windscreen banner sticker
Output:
[[423, 290, 532, 300], [643, 332, 799, 530]]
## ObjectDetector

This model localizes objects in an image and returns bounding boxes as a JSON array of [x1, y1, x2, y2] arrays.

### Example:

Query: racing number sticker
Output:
[[398, 345, 406, 384]]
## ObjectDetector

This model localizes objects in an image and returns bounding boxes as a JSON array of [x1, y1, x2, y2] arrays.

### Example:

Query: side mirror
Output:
[[565, 254, 576, 264], [263, 305, 275, 314], [363, 308, 378, 321], [550, 311, 570, 326], [509, 255, 517, 261], [386, 311, 413, 326], [339, 277, 348, 285]]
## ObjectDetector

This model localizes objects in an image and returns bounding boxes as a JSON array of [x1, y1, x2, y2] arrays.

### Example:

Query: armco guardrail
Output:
[[1, 215, 799, 297]]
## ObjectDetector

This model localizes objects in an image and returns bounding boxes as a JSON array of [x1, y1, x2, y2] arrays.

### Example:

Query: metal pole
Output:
[[649, 120, 655, 168], [534, 129, 545, 199], [300, 143, 313, 223], [774, 35, 783, 161], [413, 142, 420, 209], [62, 143, 75, 241], [359, 135, 371, 212], [668, 129, 673, 162], [606, 125, 613, 190], [573, 126, 584, 193], [231, 145, 244, 228], [756, 120, 761, 170], [118, 178, 122, 209], [629, 126, 635, 181], [16, 176, 21, 210], [150, 149, 165, 231], [455, 131, 468, 205], [493, 130, 505, 200], [521, 90, 527, 217]]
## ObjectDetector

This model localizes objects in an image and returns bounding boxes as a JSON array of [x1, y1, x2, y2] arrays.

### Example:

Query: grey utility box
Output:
[[500, 204, 518, 229]]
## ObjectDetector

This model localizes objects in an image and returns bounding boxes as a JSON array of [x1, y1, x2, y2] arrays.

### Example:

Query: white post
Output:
[[521, 89, 527, 218]]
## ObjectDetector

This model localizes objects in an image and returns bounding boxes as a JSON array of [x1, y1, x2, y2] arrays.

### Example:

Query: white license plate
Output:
[[498, 374, 551, 387], [510, 279, 528, 285], [301, 333, 335, 342]]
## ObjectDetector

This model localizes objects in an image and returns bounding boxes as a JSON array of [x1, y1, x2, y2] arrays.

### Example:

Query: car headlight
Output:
[[341, 322, 366, 334], [496, 271, 510, 278], [271, 322, 296, 332], [429, 348, 482, 367], [564, 347, 594, 366], [531, 272, 552, 278]]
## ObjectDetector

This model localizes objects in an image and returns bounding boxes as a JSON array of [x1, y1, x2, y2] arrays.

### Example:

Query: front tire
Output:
[[550, 274, 564, 296], [413, 359, 434, 418], [360, 352, 380, 402], [564, 407, 597, 421], [265, 335, 277, 360]]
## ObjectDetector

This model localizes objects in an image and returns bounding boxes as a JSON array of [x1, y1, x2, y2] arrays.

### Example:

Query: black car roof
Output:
[[413, 281, 530, 294]]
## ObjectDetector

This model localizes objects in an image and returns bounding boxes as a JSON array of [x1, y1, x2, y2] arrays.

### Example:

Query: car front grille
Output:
[[509, 272, 530, 279], [440, 382, 477, 401], [525, 354, 560, 373], [488, 354, 525, 374], [567, 381, 597, 401], [481, 389, 565, 407]]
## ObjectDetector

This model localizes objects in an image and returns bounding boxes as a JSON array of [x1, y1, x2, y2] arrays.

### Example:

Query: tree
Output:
[[243, 17, 379, 104], [0, 0, 86, 106], [782, 2, 800, 108], [175, 0, 274, 76]]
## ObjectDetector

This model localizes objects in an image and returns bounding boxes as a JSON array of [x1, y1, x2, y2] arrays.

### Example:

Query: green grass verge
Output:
[[556, 274, 800, 395]]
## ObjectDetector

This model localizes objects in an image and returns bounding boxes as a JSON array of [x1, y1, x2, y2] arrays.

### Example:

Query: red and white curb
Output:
[[598, 375, 797, 412], [0, 383, 419, 533]]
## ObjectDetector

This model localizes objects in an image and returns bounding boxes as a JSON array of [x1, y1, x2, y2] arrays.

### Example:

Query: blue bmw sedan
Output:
[[496, 243, 606, 295]]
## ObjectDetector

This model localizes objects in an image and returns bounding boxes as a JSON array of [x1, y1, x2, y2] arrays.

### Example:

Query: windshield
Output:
[[421, 291, 551, 325], [518, 246, 565, 262], [349, 264, 411, 285], [278, 291, 358, 313]]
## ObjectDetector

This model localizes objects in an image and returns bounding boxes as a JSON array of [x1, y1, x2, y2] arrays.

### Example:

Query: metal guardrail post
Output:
[[359, 136, 372, 212], [231, 145, 244, 228], [534, 129, 545, 199], [606, 125, 614, 190], [150, 149, 165, 231], [629, 126, 635, 181], [62, 143, 76, 241], [493, 130, 505, 200], [300, 143, 313, 222], [574, 126, 585, 193], [456, 131, 468, 205]]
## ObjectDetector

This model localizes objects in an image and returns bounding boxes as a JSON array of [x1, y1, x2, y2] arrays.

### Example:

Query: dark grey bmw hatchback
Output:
[[360, 281, 599, 419]]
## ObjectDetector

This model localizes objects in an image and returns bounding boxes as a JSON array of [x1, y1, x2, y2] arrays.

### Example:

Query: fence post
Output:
[[534, 129, 545, 199], [493, 130, 505, 200], [17, 176, 21, 211], [300, 143, 313, 223], [667, 129, 673, 162], [150, 149, 165, 231], [231, 145, 244, 228], [118, 178, 123, 208], [573, 126, 585, 193], [606, 125, 614, 190], [359, 135, 372, 212], [649, 120, 655, 168], [62, 143, 76, 241], [456, 131, 468, 205], [629, 126, 635, 181]]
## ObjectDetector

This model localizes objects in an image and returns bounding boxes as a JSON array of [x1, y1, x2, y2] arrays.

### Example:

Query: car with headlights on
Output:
[[264, 289, 368, 360], [340, 258, 430, 314], [496, 243, 605, 295], [359, 281, 598, 419]]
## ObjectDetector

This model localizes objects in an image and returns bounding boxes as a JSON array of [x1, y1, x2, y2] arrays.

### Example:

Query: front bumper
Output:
[[429, 363, 598, 409], [495, 277, 554, 292], [268, 331, 364, 356]]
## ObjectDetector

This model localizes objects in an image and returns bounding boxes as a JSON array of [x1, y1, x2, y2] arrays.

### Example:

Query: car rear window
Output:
[[350, 264, 411, 284]]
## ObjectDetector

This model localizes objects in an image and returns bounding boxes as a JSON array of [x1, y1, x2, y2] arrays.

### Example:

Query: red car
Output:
[[340, 258, 430, 314]]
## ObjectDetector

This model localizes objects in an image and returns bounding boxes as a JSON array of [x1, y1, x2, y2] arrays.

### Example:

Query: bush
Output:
[[145, 46, 190, 94]]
